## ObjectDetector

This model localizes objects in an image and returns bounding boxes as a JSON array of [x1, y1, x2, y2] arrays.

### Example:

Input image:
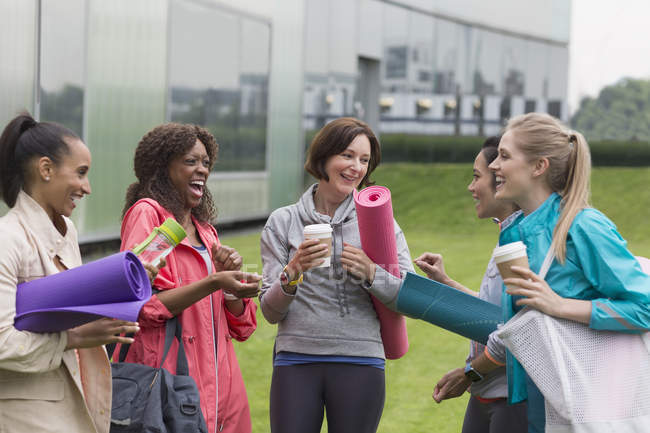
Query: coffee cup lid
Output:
[[303, 224, 333, 235], [493, 241, 526, 257]]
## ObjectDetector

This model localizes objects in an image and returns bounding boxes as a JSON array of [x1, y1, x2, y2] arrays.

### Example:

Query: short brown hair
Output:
[[304, 117, 381, 188]]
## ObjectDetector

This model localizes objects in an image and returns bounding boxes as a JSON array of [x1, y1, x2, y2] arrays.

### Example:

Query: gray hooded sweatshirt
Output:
[[259, 184, 414, 359]]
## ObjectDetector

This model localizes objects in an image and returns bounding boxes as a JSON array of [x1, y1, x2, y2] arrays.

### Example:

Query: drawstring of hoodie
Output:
[[332, 222, 350, 317]]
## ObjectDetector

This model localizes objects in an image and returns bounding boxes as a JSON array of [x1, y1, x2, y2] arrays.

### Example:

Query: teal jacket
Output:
[[498, 193, 650, 405]]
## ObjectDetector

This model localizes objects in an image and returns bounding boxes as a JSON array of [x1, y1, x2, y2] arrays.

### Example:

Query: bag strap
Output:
[[538, 246, 555, 281], [106, 334, 134, 362], [159, 315, 191, 376]]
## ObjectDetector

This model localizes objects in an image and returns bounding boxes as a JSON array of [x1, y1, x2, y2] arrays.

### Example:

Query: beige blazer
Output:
[[0, 191, 111, 433]]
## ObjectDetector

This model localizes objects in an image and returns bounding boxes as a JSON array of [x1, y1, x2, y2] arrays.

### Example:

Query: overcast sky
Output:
[[568, 0, 650, 114]]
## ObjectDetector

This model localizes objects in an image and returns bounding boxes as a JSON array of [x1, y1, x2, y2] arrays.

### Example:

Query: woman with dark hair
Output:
[[0, 112, 139, 433], [415, 136, 527, 433], [118, 123, 261, 433], [260, 117, 414, 433]]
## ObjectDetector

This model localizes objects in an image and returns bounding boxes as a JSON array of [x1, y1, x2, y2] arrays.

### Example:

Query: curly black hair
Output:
[[123, 123, 218, 223]]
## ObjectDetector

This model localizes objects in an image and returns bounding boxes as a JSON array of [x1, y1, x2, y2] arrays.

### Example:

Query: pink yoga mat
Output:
[[354, 186, 408, 359]]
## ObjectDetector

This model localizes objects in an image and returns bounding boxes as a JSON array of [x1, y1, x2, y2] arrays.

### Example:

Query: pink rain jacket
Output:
[[118, 199, 257, 433]]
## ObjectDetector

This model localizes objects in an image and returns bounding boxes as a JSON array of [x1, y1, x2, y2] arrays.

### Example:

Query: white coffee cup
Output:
[[493, 241, 529, 290], [303, 224, 333, 268]]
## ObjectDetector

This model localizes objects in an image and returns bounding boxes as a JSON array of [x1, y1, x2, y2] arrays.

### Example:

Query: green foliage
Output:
[[224, 162, 650, 433], [377, 133, 650, 167], [588, 139, 650, 167], [380, 134, 486, 164], [571, 78, 650, 142]]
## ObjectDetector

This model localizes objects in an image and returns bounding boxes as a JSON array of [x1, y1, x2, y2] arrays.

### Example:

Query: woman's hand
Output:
[[211, 244, 243, 272], [341, 243, 376, 284], [214, 270, 261, 299], [143, 258, 165, 284], [414, 252, 451, 284], [65, 318, 140, 350], [504, 265, 566, 315], [414, 252, 477, 296], [285, 238, 329, 280], [505, 266, 592, 323], [432, 367, 471, 403]]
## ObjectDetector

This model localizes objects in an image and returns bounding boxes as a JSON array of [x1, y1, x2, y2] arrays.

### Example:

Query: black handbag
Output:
[[107, 317, 208, 433]]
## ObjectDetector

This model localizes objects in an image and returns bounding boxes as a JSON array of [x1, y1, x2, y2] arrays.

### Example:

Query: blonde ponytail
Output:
[[505, 114, 592, 263], [550, 131, 591, 262]]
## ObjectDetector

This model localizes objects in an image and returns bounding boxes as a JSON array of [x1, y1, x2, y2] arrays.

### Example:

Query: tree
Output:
[[571, 78, 650, 142]]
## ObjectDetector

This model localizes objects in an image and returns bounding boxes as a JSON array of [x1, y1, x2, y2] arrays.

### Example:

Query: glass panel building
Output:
[[0, 0, 570, 242]]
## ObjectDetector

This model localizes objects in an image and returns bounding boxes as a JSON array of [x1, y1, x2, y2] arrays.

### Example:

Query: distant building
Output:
[[302, 0, 570, 136], [0, 0, 570, 241]]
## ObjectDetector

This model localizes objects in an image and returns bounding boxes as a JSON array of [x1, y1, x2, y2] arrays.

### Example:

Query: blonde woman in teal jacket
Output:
[[467, 113, 650, 433]]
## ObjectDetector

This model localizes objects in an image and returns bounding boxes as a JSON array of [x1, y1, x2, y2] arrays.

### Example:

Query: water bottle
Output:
[[132, 218, 187, 267]]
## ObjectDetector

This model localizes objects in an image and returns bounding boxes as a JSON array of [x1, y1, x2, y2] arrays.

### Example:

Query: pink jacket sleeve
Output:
[[206, 225, 258, 342], [120, 202, 174, 327], [223, 298, 257, 342]]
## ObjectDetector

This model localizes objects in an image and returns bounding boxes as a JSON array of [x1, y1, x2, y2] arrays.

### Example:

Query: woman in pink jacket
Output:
[[118, 123, 261, 433]]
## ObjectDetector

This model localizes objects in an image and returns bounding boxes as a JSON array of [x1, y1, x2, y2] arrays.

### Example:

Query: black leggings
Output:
[[269, 363, 385, 433], [461, 395, 528, 433]]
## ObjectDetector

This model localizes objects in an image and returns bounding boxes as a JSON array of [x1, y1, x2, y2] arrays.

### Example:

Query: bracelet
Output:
[[281, 265, 303, 286], [224, 292, 238, 301]]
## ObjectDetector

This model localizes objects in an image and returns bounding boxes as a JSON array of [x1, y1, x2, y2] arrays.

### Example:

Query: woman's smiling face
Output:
[[489, 130, 538, 206], [468, 152, 501, 219], [41, 138, 92, 219], [319, 134, 371, 201], [168, 139, 210, 212]]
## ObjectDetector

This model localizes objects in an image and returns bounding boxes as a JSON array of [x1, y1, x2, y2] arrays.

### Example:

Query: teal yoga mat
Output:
[[396, 272, 502, 345]]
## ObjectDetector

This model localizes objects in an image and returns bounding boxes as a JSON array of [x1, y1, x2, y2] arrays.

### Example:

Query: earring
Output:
[[45, 177, 50, 182]]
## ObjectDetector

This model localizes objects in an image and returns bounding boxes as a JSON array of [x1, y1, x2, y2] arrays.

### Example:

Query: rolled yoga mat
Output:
[[14, 251, 151, 332], [354, 185, 409, 360], [396, 272, 502, 345]]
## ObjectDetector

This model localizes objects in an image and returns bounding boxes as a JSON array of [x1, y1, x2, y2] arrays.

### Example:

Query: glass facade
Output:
[[0, 0, 273, 238], [169, 0, 270, 172], [39, 0, 86, 136], [302, 1, 570, 136], [0, 0, 568, 238], [0, 0, 37, 128]]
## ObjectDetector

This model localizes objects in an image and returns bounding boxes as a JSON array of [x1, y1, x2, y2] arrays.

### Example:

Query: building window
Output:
[[500, 97, 511, 124], [385, 46, 408, 79], [547, 100, 562, 119], [443, 99, 457, 118], [39, 0, 86, 136], [168, 0, 270, 172], [525, 99, 536, 113], [473, 98, 483, 118]]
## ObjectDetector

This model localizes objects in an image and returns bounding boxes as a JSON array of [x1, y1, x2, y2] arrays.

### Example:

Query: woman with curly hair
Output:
[[118, 123, 261, 433]]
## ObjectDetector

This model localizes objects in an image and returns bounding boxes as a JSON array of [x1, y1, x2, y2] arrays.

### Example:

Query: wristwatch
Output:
[[279, 265, 303, 287], [464, 361, 483, 382]]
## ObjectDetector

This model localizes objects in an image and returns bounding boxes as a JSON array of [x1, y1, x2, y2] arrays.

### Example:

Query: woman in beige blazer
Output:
[[0, 113, 140, 433]]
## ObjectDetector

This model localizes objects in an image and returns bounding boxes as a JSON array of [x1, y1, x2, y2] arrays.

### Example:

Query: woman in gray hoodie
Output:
[[260, 117, 413, 433]]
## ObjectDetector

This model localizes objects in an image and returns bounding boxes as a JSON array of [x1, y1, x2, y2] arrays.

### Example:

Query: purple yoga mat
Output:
[[14, 251, 151, 332]]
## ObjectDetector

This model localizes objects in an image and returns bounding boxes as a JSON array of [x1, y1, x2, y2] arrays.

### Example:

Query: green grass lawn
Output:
[[221, 163, 650, 433]]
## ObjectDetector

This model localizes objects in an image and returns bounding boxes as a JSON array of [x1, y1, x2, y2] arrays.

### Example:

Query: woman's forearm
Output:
[[553, 298, 592, 324], [224, 298, 245, 316], [156, 275, 217, 316], [471, 351, 503, 375]]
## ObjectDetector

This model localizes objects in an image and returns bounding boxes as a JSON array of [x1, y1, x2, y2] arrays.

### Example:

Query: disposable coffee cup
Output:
[[493, 241, 529, 287], [303, 224, 333, 268]]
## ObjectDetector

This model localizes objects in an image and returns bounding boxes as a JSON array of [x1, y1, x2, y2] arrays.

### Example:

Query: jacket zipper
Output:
[[210, 294, 219, 433]]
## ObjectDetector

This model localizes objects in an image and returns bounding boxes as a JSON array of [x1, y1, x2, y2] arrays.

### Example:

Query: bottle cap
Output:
[[158, 218, 187, 245]]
